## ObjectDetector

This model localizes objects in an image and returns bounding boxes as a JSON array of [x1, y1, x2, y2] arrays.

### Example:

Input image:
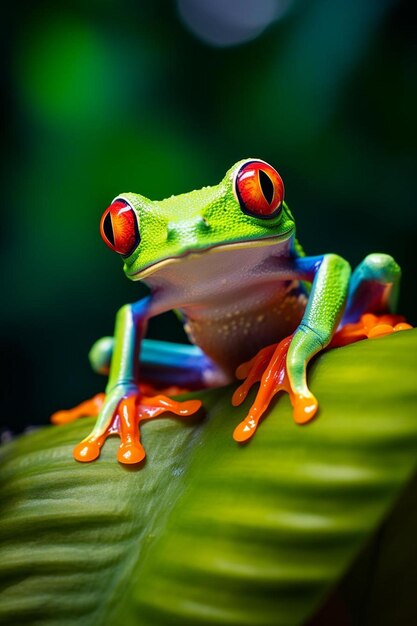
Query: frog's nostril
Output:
[[166, 223, 178, 242], [197, 217, 211, 233]]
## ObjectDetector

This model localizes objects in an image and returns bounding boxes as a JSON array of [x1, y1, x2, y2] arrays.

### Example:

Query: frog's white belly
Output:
[[144, 238, 308, 377], [182, 280, 307, 376]]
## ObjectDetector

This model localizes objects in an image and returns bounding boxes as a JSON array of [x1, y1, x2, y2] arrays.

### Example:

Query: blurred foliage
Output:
[[0, 0, 416, 431]]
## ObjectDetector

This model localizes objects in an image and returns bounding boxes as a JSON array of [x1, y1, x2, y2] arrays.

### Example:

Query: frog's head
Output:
[[100, 159, 295, 281]]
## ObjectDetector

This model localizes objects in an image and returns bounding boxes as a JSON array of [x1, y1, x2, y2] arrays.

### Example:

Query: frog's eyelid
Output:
[[112, 194, 142, 215], [231, 158, 274, 201]]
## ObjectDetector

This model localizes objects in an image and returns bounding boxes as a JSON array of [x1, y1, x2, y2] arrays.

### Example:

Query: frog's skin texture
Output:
[[52, 159, 411, 464]]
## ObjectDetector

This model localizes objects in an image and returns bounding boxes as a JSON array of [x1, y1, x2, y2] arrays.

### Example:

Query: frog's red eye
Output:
[[235, 160, 284, 218], [100, 200, 140, 256]]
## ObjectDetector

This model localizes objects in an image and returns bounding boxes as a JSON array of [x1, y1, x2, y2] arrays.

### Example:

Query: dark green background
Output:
[[1, 0, 415, 432]]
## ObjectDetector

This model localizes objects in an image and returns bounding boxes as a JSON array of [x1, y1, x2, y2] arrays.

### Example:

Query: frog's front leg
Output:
[[233, 254, 351, 441], [72, 297, 150, 463], [89, 336, 225, 392], [67, 297, 201, 464]]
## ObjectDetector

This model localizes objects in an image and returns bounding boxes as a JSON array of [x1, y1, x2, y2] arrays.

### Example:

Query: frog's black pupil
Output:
[[259, 169, 274, 204], [103, 211, 115, 246]]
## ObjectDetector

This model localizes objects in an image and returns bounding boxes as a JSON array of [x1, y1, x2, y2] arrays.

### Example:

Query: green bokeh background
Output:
[[1, 0, 416, 432]]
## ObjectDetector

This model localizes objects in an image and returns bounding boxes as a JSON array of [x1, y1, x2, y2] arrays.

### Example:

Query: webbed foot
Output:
[[232, 313, 412, 443], [72, 390, 201, 464], [52, 387, 201, 464], [232, 335, 318, 442], [331, 313, 412, 348]]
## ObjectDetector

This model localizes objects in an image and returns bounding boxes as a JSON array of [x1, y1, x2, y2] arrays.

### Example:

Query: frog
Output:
[[52, 158, 411, 464]]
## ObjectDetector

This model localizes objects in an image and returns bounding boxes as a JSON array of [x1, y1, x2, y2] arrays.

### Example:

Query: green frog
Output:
[[52, 159, 410, 464]]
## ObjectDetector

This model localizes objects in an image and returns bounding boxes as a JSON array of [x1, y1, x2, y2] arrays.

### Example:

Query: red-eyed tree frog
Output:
[[52, 159, 411, 464]]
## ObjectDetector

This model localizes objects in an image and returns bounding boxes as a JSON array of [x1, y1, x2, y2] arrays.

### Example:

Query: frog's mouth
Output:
[[127, 232, 292, 281]]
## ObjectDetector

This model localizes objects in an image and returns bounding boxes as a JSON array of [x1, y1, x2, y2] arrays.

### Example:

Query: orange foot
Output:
[[330, 313, 412, 348], [232, 335, 318, 443], [52, 388, 201, 465], [232, 313, 413, 443]]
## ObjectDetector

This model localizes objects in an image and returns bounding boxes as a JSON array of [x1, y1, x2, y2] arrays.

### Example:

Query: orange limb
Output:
[[232, 336, 318, 443], [330, 313, 412, 348]]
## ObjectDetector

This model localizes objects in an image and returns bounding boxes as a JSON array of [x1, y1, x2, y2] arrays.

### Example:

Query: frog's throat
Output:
[[126, 232, 293, 281]]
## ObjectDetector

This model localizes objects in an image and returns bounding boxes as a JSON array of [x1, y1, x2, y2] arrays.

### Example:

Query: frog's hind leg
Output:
[[332, 253, 411, 347], [342, 253, 401, 323], [87, 336, 227, 390], [138, 339, 229, 390], [52, 337, 223, 425]]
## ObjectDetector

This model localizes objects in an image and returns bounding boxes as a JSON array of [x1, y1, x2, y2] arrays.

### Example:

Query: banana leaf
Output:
[[0, 330, 416, 626]]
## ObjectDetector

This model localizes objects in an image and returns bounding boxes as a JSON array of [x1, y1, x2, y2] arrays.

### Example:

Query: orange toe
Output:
[[233, 417, 258, 443], [368, 323, 394, 338], [51, 410, 76, 425], [175, 399, 202, 415], [231, 385, 249, 407], [394, 322, 413, 332], [117, 442, 146, 464], [73, 438, 103, 463], [292, 394, 318, 424]]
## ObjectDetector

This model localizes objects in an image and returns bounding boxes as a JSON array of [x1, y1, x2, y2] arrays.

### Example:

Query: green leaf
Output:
[[0, 330, 416, 626]]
